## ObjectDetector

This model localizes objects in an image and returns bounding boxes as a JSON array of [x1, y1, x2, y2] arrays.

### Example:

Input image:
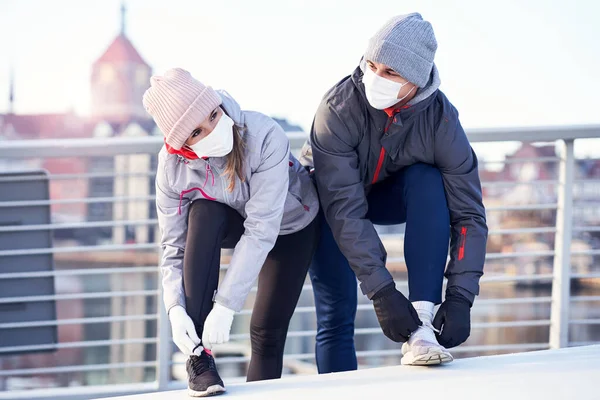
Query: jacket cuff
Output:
[[446, 274, 479, 305], [214, 293, 243, 313], [360, 268, 395, 300]]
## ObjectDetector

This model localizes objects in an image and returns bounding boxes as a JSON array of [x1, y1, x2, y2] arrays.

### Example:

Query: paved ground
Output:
[[108, 345, 600, 400]]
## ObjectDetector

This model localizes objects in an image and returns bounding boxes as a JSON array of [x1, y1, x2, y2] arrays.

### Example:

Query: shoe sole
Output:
[[401, 351, 454, 366], [188, 384, 226, 397]]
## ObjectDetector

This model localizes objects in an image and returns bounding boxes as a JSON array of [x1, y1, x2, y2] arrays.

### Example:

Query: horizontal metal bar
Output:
[[263, 272, 559, 296], [472, 320, 551, 328], [486, 203, 558, 211], [239, 296, 553, 316], [230, 319, 551, 341], [0, 224, 554, 245], [0, 242, 158, 257], [479, 274, 554, 283], [569, 319, 600, 325], [50, 171, 156, 180], [0, 314, 158, 329], [380, 227, 557, 240], [0, 195, 155, 207], [0, 290, 159, 304], [571, 249, 600, 256], [487, 227, 557, 235], [0, 273, 576, 306], [0, 266, 158, 280], [571, 273, 600, 280], [481, 180, 557, 188], [570, 296, 600, 302], [0, 219, 158, 233], [387, 249, 559, 264], [0, 136, 164, 158], [484, 250, 555, 260], [0, 171, 156, 183], [466, 124, 600, 143], [481, 157, 560, 165], [476, 296, 552, 305], [0, 361, 157, 377], [573, 226, 600, 232], [2, 125, 598, 159], [569, 341, 600, 347], [0, 338, 158, 354]]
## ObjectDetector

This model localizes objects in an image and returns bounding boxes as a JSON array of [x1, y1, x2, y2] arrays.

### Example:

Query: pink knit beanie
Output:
[[142, 68, 222, 150]]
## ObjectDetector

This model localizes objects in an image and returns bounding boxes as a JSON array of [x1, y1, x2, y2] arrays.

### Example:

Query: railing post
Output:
[[156, 275, 171, 390], [549, 139, 575, 349]]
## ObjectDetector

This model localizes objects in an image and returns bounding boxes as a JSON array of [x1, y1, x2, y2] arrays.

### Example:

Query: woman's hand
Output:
[[168, 305, 201, 356], [202, 303, 235, 349]]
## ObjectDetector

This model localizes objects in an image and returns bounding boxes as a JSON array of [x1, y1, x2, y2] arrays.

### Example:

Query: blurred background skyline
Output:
[[1, 0, 599, 137]]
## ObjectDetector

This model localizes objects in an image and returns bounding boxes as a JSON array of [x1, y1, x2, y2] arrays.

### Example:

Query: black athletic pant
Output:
[[182, 199, 319, 382]]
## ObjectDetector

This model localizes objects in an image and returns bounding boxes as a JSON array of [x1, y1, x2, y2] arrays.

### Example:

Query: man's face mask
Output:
[[362, 67, 416, 110]]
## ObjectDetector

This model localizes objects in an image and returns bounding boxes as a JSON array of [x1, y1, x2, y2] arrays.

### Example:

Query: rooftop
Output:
[[110, 345, 600, 400]]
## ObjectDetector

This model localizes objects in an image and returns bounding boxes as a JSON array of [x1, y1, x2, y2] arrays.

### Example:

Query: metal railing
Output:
[[0, 125, 599, 399]]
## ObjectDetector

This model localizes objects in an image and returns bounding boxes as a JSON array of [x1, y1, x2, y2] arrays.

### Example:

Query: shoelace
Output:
[[409, 319, 441, 345], [189, 353, 216, 378], [423, 320, 441, 334]]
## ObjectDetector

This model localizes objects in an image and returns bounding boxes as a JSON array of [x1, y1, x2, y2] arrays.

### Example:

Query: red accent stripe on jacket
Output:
[[372, 147, 386, 185], [178, 187, 216, 215], [458, 226, 467, 261]]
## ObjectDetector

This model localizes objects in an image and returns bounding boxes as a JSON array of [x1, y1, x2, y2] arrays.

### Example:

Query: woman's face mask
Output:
[[362, 66, 416, 110], [188, 113, 235, 158]]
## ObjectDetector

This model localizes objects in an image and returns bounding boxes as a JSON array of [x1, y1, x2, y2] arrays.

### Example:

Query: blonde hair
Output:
[[223, 122, 245, 192]]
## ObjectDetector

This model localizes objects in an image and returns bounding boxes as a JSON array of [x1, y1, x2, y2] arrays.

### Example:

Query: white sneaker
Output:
[[401, 301, 453, 366]]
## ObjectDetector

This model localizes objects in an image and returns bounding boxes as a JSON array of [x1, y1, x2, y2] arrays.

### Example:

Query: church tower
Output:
[[90, 3, 152, 123]]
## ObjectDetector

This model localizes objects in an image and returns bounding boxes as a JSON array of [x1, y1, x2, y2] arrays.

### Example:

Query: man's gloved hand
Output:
[[202, 302, 235, 349], [372, 283, 422, 343], [168, 305, 201, 356], [433, 290, 472, 348]]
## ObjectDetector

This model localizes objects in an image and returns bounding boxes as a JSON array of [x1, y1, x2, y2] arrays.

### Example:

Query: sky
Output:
[[0, 0, 599, 159]]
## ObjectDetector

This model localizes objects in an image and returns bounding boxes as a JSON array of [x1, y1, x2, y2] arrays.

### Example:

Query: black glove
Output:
[[372, 283, 421, 343], [432, 290, 472, 348]]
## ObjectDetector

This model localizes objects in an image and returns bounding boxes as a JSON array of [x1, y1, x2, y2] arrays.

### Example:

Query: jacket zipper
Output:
[[371, 115, 395, 184], [458, 226, 467, 261], [204, 163, 215, 188]]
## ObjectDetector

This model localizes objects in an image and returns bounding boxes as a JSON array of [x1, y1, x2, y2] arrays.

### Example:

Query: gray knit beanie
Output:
[[364, 13, 437, 88]]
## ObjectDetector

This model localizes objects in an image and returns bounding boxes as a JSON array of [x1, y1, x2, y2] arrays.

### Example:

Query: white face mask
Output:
[[362, 67, 416, 110], [188, 113, 235, 158]]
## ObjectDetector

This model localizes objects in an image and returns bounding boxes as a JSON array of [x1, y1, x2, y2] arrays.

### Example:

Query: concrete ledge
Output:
[[109, 345, 599, 400]]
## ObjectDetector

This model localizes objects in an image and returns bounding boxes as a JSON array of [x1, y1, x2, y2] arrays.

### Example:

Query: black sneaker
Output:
[[186, 350, 225, 397]]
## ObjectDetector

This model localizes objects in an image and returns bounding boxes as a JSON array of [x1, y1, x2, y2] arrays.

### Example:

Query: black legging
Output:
[[182, 199, 319, 382]]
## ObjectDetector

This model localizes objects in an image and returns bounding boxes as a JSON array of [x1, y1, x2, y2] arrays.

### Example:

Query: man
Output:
[[301, 13, 488, 371]]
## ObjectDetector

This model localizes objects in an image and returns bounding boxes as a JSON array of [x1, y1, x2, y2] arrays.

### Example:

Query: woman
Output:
[[143, 68, 319, 397]]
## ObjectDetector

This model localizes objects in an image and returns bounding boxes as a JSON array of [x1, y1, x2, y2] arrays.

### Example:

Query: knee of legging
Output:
[[316, 309, 355, 336], [316, 319, 355, 342], [405, 163, 443, 188], [405, 164, 448, 208], [249, 325, 287, 357], [187, 200, 229, 231], [315, 297, 357, 325]]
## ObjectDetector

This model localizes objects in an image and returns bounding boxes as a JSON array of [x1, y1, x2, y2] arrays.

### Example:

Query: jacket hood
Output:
[[218, 89, 246, 128]]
